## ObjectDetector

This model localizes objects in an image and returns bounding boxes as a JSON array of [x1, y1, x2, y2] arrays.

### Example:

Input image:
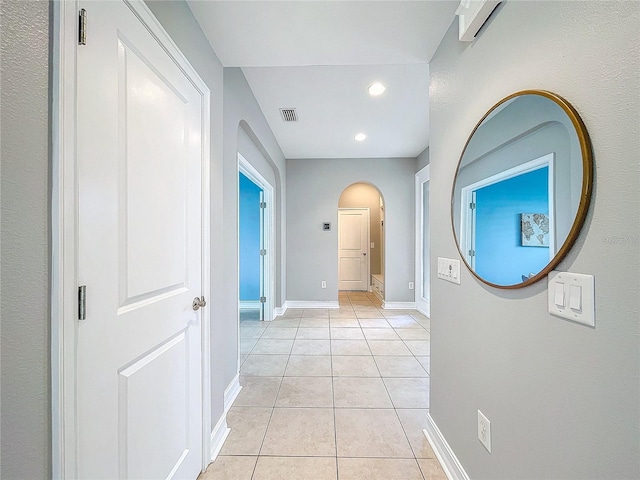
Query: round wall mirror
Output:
[[451, 90, 593, 288]]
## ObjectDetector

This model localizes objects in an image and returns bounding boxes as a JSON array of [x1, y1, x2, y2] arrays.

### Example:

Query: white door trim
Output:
[[51, 1, 212, 476], [415, 165, 430, 317]]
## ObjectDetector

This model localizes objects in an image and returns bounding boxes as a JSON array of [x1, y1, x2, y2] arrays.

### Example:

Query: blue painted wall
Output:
[[475, 167, 549, 285], [239, 173, 262, 300]]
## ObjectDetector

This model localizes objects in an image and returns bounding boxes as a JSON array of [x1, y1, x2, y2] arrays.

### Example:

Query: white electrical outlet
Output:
[[408, 282, 414, 290], [321, 281, 326, 289], [478, 410, 492, 453], [437, 257, 461, 285]]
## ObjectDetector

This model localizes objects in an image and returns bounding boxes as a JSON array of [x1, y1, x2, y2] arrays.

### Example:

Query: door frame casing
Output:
[[337, 208, 371, 292], [51, 1, 212, 477], [415, 165, 430, 317]]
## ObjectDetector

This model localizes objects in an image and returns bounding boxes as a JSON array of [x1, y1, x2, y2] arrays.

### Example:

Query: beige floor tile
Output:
[[199, 456, 257, 480], [292, 339, 331, 355], [337, 458, 423, 480], [302, 309, 330, 318], [285, 355, 332, 377], [374, 356, 428, 378], [367, 340, 412, 356], [252, 339, 294, 354], [296, 327, 330, 340], [386, 317, 422, 328], [334, 409, 413, 458], [220, 407, 272, 455], [330, 318, 361, 328], [281, 308, 304, 318], [276, 377, 334, 407], [261, 408, 336, 456], [268, 318, 301, 328], [261, 327, 298, 339], [409, 311, 429, 321], [362, 328, 399, 340], [330, 310, 357, 319], [381, 310, 412, 318], [299, 318, 331, 328], [240, 354, 248, 366], [331, 355, 379, 377], [331, 339, 371, 355], [416, 318, 431, 330], [395, 328, 430, 341], [234, 376, 282, 407], [357, 318, 391, 328], [395, 409, 437, 459], [253, 457, 337, 480], [404, 340, 431, 355], [240, 337, 259, 354], [383, 378, 430, 409], [416, 356, 430, 374], [241, 326, 267, 339], [333, 377, 392, 408], [417, 458, 448, 479], [353, 309, 385, 319], [330, 327, 365, 339], [241, 354, 289, 376]]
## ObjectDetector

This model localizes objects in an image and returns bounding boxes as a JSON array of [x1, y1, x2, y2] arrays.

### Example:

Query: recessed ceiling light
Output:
[[368, 82, 386, 96], [355, 133, 367, 142]]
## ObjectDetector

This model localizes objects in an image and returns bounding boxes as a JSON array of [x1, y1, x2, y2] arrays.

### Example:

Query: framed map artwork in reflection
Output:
[[521, 213, 550, 247]]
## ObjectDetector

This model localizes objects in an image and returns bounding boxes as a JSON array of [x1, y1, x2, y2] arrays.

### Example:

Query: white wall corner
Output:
[[423, 413, 470, 480], [382, 301, 417, 310], [284, 300, 340, 309], [224, 374, 242, 413], [209, 413, 230, 463]]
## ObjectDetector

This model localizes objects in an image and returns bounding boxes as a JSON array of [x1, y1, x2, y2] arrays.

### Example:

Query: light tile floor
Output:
[[199, 291, 446, 480]]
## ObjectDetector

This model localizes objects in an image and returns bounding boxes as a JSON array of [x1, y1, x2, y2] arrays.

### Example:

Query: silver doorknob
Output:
[[192, 296, 206, 311]]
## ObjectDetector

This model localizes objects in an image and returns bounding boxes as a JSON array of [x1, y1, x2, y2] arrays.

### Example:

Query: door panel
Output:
[[77, 2, 204, 478], [338, 209, 369, 291]]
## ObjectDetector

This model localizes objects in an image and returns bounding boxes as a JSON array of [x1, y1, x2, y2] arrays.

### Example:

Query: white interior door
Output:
[[76, 2, 206, 478], [338, 209, 370, 291]]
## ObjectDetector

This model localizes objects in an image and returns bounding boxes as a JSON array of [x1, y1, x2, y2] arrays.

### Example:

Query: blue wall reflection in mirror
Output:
[[475, 167, 549, 285], [239, 172, 262, 301]]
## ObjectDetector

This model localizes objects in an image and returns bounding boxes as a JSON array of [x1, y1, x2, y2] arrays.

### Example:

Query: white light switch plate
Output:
[[548, 271, 595, 327], [437, 257, 461, 284]]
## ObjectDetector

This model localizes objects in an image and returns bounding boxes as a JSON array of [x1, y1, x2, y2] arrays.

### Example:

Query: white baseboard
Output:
[[383, 301, 416, 310], [224, 374, 242, 413], [210, 413, 230, 462], [284, 300, 340, 309], [423, 413, 469, 480], [416, 304, 430, 318], [239, 300, 261, 310], [274, 306, 287, 317]]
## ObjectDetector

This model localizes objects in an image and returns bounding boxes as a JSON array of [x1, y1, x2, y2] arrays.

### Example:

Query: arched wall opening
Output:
[[337, 182, 385, 301]]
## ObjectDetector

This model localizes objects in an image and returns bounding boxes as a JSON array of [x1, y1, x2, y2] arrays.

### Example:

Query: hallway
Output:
[[200, 292, 446, 479]]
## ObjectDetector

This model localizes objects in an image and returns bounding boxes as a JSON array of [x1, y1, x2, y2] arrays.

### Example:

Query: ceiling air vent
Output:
[[279, 108, 298, 122]]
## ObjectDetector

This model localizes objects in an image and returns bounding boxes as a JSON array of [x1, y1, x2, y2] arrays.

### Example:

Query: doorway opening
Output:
[[337, 183, 385, 301], [415, 165, 430, 317]]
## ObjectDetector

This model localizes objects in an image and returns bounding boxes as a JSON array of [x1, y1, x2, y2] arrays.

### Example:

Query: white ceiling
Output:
[[187, 1, 458, 159]]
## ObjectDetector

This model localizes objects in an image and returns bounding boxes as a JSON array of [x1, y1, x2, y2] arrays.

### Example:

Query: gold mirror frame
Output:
[[451, 90, 593, 289]]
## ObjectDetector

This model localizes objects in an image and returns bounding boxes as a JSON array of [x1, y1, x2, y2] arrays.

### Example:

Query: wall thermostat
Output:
[[323, 222, 331, 231]]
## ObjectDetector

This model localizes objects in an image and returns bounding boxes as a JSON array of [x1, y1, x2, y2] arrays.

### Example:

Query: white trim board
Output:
[[239, 300, 261, 310], [423, 413, 470, 480], [224, 374, 242, 413], [383, 301, 417, 310], [209, 414, 230, 463], [284, 301, 340, 309], [273, 306, 287, 318]]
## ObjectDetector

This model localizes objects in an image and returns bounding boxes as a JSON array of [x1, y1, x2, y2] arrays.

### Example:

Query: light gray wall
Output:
[[0, 1, 52, 478], [416, 146, 430, 172], [143, 0, 228, 430], [223, 68, 287, 391], [338, 183, 383, 275], [429, 2, 639, 479], [287, 158, 415, 302]]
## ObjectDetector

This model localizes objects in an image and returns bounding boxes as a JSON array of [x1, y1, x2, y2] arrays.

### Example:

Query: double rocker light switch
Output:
[[548, 271, 595, 327]]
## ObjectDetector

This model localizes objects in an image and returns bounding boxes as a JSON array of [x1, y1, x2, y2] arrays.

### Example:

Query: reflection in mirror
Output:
[[452, 91, 592, 288]]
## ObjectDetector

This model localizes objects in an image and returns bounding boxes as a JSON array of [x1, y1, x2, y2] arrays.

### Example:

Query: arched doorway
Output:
[[337, 183, 385, 302]]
